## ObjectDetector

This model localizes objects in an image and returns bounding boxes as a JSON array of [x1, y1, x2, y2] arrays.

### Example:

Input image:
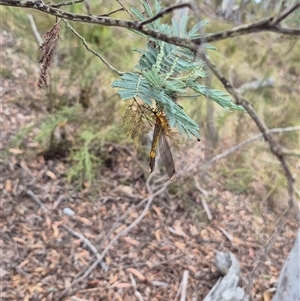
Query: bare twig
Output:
[[151, 280, 169, 287], [218, 227, 233, 243], [195, 178, 212, 220], [115, 0, 134, 19], [62, 225, 107, 271], [98, 7, 124, 18], [204, 126, 300, 168], [235, 77, 275, 94], [50, 0, 84, 8], [129, 273, 144, 301], [62, 19, 123, 76], [138, 2, 192, 26], [26, 189, 51, 214], [27, 14, 43, 45], [180, 270, 189, 301], [174, 279, 182, 301], [200, 197, 212, 221]]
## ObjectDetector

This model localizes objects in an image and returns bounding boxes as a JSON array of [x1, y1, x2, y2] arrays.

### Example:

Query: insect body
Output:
[[149, 113, 175, 179]]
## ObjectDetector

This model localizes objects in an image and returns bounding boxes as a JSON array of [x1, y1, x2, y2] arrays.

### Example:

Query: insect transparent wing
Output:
[[159, 129, 175, 178]]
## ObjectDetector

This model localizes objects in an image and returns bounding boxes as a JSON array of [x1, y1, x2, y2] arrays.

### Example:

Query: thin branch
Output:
[[138, 2, 192, 26], [204, 126, 300, 168], [98, 7, 124, 18], [27, 14, 43, 45], [193, 3, 300, 45], [26, 189, 51, 214], [129, 273, 144, 301], [1, 0, 299, 54], [62, 225, 107, 271], [115, 0, 134, 19], [200, 197, 212, 221], [62, 19, 124, 76], [202, 55, 297, 213], [50, 0, 84, 8], [195, 178, 212, 220], [272, 1, 300, 24]]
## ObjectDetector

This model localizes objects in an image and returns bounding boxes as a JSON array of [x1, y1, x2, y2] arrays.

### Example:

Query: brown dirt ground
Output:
[[1, 31, 298, 301]]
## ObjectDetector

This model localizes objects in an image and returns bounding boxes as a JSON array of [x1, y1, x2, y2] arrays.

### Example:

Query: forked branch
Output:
[[1, 0, 299, 52]]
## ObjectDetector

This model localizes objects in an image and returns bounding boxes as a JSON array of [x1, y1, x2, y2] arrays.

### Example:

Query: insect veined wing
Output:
[[149, 116, 162, 173], [159, 127, 175, 178]]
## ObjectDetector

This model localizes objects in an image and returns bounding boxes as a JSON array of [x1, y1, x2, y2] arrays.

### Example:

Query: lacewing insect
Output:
[[149, 113, 175, 179]]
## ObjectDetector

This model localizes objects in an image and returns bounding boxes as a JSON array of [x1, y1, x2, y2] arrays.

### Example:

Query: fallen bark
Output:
[[204, 252, 249, 301], [272, 228, 300, 301]]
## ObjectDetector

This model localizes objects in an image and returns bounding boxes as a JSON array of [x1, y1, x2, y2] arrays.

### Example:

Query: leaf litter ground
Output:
[[0, 31, 298, 301]]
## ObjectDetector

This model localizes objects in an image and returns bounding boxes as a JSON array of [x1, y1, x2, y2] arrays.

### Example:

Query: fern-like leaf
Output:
[[112, 0, 246, 142]]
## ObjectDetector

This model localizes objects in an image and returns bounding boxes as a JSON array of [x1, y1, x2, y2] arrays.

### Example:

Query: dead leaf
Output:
[[77, 216, 92, 226], [189, 224, 199, 236], [13, 237, 26, 244], [114, 282, 131, 289], [18, 259, 29, 269], [64, 278, 71, 289], [115, 225, 126, 234], [174, 242, 186, 250], [152, 205, 162, 216], [45, 215, 52, 229], [126, 268, 146, 281], [109, 273, 119, 285], [5, 179, 11, 192], [106, 256, 111, 265], [169, 226, 189, 238], [188, 265, 197, 274], [8, 148, 24, 154], [155, 229, 161, 241], [45, 170, 57, 180], [52, 224, 59, 238], [122, 237, 140, 246], [24, 295, 30, 301], [263, 290, 273, 301], [117, 185, 133, 196], [28, 283, 44, 293]]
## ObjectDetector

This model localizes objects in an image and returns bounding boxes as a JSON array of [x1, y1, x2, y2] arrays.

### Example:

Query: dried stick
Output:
[[180, 270, 189, 301], [26, 189, 51, 214], [138, 2, 192, 26], [62, 225, 107, 271], [204, 126, 300, 168], [62, 225, 99, 256], [195, 178, 212, 220], [115, 0, 134, 19], [129, 273, 144, 301], [98, 7, 124, 18], [217, 227, 233, 243]]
